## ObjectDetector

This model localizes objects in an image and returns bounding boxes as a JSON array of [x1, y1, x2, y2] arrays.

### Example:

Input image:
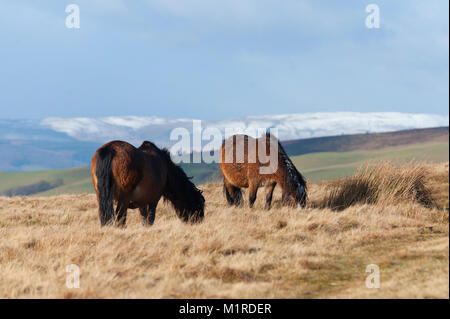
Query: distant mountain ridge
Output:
[[40, 112, 448, 145], [0, 112, 448, 171], [283, 127, 449, 156]]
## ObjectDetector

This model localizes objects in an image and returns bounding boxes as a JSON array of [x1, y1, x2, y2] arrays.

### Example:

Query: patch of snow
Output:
[[40, 112, 449, 150]]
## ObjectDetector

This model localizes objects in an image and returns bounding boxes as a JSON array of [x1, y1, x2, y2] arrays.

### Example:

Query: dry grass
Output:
[[0, 162, 448, 299], [315, 162, 436, 211]]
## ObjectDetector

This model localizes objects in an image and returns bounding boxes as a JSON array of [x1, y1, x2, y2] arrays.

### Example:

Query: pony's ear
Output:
[[139, 141, 150, 148], [139, 141, 158, 150]]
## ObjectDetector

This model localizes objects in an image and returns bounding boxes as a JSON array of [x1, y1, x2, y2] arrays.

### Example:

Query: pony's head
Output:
[[283, 182, 307, 207], [159, 148, 205, 223]]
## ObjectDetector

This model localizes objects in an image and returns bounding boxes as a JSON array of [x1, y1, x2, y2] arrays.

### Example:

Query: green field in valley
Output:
[[0, 166, 93, 196], [292, 142, 449, 182], [0, 142, 448, 196]]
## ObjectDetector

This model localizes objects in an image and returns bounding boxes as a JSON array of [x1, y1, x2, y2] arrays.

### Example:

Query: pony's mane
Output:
[[158, 147, 205, 222], [265, 132, 307, 190]]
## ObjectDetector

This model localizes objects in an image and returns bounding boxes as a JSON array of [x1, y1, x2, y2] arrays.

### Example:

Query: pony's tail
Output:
[[96, 146, 116, 226], [161, 149, 205, 223]]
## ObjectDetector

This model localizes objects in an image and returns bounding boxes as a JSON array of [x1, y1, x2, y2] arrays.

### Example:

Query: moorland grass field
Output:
[[0, 161, 447, 298]]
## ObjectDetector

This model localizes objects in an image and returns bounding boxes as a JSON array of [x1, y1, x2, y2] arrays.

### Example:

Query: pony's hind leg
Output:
[[223, 180, 242, 206], [248, 182, 258, 208], [115, 200, 129, 227], [139, 206, 148, 225], [140, 203, 157, 226], [264, 182, 276, 210]]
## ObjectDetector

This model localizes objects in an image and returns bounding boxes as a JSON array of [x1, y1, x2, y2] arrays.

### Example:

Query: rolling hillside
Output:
[[0, 167, 93, 196], [0, 140, 448, 196], [292, 142, 449, 181], [283, 126, 449, 156], [1, 115, 448, 172], [0, 126, 447, 196]]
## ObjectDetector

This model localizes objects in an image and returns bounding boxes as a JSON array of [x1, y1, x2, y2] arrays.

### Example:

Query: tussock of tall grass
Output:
[[317, 162, 434, 211]]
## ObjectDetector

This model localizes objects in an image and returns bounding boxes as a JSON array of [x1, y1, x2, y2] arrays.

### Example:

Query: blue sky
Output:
[[0, 0, 448, 120]]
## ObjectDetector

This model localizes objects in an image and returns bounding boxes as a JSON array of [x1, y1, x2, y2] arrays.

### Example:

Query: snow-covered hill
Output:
[[40, 112, 449, 146]]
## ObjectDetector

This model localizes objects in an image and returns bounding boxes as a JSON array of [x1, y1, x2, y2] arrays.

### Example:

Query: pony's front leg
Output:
[[248, 183, 258, 208], [264, 182, 276, 210]]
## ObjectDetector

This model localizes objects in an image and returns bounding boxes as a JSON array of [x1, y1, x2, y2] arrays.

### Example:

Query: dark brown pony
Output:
[[91, 140, 204, 227], [219, 133, 307, 209]]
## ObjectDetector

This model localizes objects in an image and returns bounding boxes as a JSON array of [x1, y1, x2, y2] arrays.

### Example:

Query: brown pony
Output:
[[91, 140, 204, 227], [219, 133, 307, 209]]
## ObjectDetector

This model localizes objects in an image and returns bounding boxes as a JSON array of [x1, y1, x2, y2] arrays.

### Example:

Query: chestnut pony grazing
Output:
[[219, 133, 307, 209], [91, 140, 204, 227]]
